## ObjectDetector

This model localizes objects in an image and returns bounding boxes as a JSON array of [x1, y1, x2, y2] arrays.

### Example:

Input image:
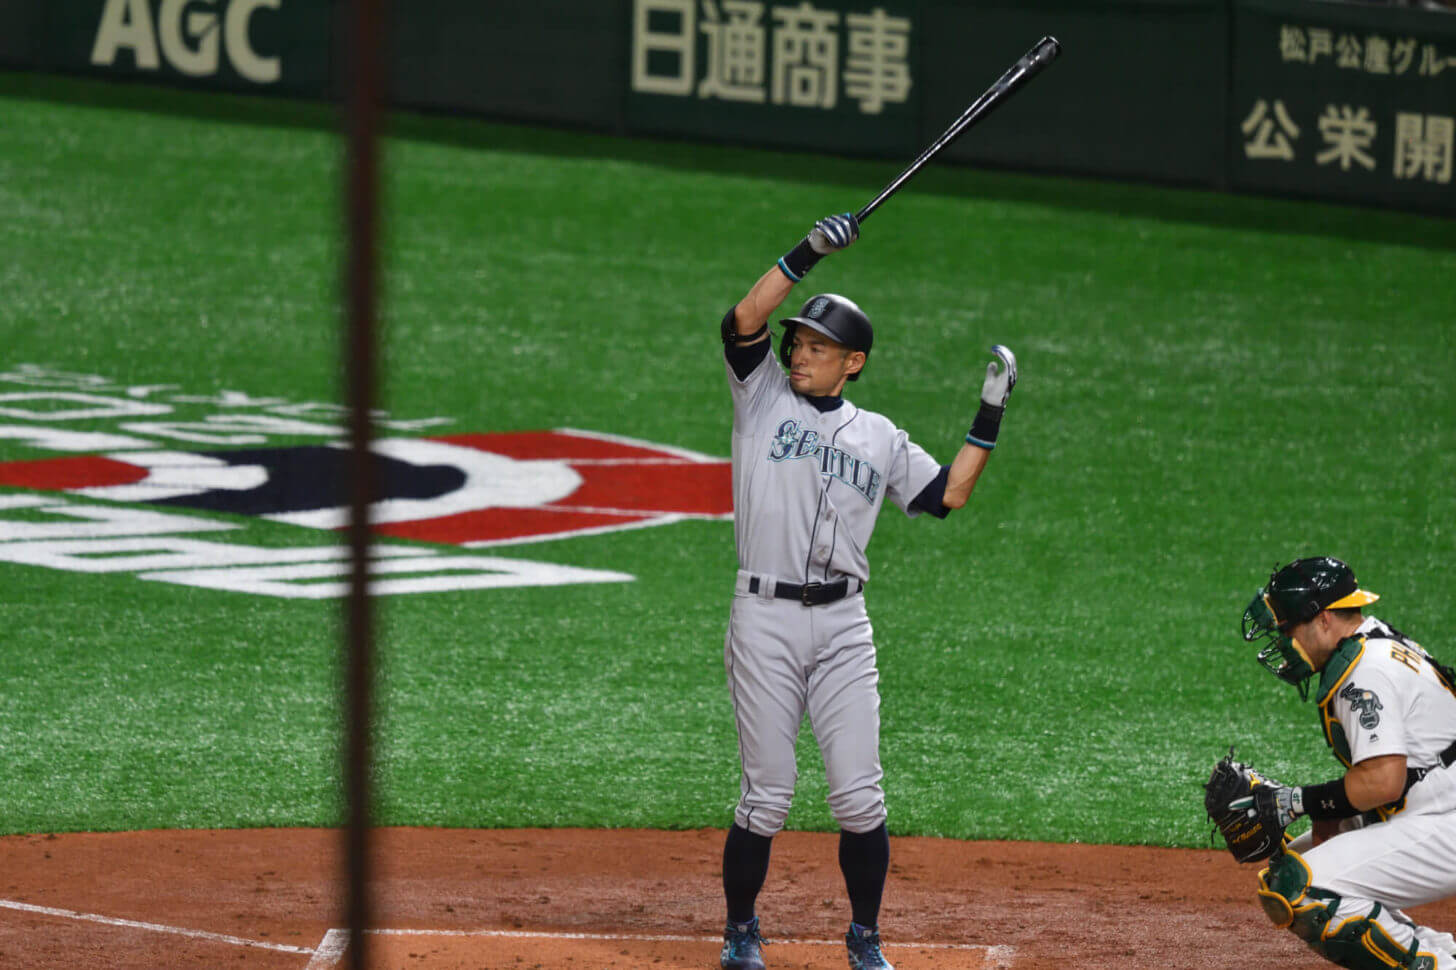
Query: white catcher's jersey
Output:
[[1323, 615, 1456, 816], [1286, 616, 1456, 967], [725, 346, 941, 584]]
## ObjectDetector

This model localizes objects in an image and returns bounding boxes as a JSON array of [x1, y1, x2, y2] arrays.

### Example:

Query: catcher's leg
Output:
[[1259, 849, 1455, 970], [1308, 812, 1456, 968]]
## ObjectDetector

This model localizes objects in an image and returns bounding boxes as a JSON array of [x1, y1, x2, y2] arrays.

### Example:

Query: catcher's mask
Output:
[[1242, 557, 1379, 700], [779, 294, 873, 382]]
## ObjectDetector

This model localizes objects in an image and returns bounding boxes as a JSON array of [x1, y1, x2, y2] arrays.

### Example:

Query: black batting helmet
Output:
[[1261, 556, 1379, 632], [778, 294, 873, 381], [1241, 556, 1379, 698]]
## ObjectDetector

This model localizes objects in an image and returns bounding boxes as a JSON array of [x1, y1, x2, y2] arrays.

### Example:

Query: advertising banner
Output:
[[624, 0, 920, 157], [389, 0, 628, 127], [41, 0, 333, 97], [0, 5, 45, 69], [1231, 0, 1456, 213], [920, 0, 1228, 186], [3, 0, 1453, 216]]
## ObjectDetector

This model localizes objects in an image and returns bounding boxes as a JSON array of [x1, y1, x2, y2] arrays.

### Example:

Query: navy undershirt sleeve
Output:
[[910, 465, 952, 519], [723, 307, 772, 380]]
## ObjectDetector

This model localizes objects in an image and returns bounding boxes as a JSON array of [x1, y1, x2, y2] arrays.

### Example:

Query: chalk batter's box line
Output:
[[0, 899, 1015, 969], [0, 898, 311, 955], [304, 927, 1017, 969]]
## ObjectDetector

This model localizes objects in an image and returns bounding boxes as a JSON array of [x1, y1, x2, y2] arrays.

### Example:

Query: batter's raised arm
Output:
[[943, 345, 1017, 508], [726, 214, 859, 344]]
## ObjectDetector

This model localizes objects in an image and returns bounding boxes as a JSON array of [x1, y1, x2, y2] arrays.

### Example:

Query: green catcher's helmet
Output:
[[1241, 557, 1379, 699]]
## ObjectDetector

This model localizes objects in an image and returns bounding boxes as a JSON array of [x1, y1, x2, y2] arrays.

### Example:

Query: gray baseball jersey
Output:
[[721, 334, 944, 837], [727, 341, 942, 582]]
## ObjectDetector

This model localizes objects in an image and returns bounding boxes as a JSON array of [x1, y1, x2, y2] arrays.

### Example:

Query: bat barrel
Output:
[[855, 36, 1061, 223]]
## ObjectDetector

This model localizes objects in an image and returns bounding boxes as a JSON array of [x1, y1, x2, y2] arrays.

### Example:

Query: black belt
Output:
[[747, 576, 858, 606], [1404, 737, 1456, 793]]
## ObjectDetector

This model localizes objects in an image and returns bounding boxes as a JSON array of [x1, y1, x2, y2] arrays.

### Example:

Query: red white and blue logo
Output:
[[0, 428, 733, 546], [0, 366, 734, 596]]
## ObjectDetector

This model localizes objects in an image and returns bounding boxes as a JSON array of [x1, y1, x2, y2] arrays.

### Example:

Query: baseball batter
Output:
[[715, 212, 1016, 970], [1234, 557, 1456, 970]]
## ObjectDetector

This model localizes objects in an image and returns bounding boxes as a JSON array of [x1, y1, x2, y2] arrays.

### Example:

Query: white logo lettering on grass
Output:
[[0, 496, 633, 598]]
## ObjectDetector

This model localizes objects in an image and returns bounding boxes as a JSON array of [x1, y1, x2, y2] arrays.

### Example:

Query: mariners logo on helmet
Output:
[[778, 293, 874, 381]]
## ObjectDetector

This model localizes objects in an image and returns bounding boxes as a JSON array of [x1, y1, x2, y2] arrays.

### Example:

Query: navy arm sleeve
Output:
[[910, 465, 952, 519], [723, 306, 772, 380]]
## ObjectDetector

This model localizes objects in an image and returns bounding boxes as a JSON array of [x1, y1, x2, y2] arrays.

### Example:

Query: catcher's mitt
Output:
[[1204, 748, 1288, 863]]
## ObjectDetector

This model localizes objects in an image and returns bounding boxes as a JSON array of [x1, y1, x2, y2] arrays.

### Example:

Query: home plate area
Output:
[[4, 826, 1448, 968]]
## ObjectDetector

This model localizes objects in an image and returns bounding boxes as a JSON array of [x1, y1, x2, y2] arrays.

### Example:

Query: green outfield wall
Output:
[[3, 0, 1453, 214], [1233, 0, 1456, 213]]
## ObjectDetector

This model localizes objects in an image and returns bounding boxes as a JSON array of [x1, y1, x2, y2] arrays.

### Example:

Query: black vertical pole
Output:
[[342, 0, 383, 967]]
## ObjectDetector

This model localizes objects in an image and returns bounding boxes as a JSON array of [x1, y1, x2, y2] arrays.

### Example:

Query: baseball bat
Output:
[[854, 36, 1062, 223]]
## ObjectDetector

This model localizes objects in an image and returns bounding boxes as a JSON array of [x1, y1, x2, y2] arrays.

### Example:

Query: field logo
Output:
[[0, 364, 732, 597], [92, 0, 282, 84]]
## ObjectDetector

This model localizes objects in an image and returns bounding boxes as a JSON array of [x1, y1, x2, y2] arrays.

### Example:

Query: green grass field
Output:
[[1, 72, 1453, 847]]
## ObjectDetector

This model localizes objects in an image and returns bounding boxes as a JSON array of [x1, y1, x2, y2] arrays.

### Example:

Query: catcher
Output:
[[1205, 557, 1456, 970]]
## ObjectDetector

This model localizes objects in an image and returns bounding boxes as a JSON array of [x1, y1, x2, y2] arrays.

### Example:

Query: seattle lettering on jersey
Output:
[[767, 418, 882, 503]]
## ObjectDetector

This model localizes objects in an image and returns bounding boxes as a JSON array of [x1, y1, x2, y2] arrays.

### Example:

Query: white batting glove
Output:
[[980, 344, 1017, 408], [807, 213, 860, 255]]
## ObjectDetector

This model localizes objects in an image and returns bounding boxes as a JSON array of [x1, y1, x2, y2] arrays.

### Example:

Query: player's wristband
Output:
[[1300, 779, 1357, 820], [965, 401, 1004, 450], [777, 237, 822, 282]]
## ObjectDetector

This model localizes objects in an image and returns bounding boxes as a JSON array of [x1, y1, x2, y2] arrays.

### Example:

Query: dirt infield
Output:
[[2, 827, 1453, 969]]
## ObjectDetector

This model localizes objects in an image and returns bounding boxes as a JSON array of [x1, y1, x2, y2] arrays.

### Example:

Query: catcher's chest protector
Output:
[[1315, 636, 1415, 820], [1317, 638, 1365, 769]]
